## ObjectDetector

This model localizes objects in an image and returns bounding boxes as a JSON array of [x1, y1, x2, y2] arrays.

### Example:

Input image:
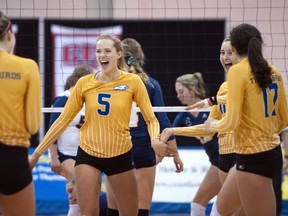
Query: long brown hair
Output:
[[230, 23, 272, 88], [122, 38, 152, 86]]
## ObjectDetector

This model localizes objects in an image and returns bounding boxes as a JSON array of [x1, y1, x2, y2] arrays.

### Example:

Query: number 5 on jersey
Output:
[[97, 93, 111, 116]]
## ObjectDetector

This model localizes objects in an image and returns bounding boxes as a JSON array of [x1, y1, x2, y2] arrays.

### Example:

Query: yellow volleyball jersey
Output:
[[209, 82, 234, 154], [172, 82, 235, 154], [0, 51, 41, 147], [210, 58, 288, 154], [36, 70, 160, 158]]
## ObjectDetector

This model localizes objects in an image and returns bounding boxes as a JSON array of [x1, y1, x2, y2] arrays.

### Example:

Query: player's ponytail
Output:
[[230, 23, 272, 89]]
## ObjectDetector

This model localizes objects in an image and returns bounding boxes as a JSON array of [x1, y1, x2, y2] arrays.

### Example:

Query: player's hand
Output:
[[173, 153, 184, 173], [156, 154, 164, 164], [50, 157, 62, 174], [151, 140, 177, 157], [160, 128, 175, 143], [185, 99, 207, 110]]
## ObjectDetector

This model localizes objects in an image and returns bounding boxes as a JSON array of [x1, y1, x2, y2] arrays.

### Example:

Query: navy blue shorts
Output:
[[0, 143, 32, 195], [236, 145, 282, 179], [132, 136, 156, 169], [75, 147, 135, 176], [203, 141, 219, 167], [218, 153, 237, 173], [57, 150, 76, 163]]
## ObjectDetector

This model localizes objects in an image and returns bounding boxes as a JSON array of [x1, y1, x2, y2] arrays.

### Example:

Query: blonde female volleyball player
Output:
[[171, 72, 221, 216], [29, 34, 177, 216], [0, 11, 41, 216], [105, 37, 184, 216], [48, 65, 95, 216], [205, 23, 288, 216]]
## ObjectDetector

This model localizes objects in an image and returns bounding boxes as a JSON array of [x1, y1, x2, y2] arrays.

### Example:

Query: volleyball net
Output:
[[3, 0, 287, 115], [2, 0, 288, 214]]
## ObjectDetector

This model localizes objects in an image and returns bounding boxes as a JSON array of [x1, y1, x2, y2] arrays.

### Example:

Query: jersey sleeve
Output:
[[133, 76, 160, 141], [216, 95, 226, 105], [210, 66, 244, 133], [274, 69, 288, 133], [173, 124, 215, 137], [35, 79, 85, 155], [25, 59, 42, 134], [209, 103, 223, 120]]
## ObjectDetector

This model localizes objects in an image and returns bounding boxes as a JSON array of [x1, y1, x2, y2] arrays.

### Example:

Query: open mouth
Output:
[[225, 63, 232, 70], [101, 60, 109, 67]]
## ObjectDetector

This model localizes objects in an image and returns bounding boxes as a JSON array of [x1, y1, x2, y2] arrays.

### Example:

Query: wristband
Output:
[[208, 96, 217, 105]]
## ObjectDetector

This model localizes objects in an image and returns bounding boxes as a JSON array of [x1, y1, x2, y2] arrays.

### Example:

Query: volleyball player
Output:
[[0, 11, 42, 216], [105, 37, 184, 216], [204, 23, 288, 216], [171, 73, 221, 216], [29, 33, 177, 216], [48, 65, 94, 215]]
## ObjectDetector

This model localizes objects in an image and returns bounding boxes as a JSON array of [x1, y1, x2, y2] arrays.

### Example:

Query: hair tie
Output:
[[250, 36, 258, 41], [127, 56, 136, 65]]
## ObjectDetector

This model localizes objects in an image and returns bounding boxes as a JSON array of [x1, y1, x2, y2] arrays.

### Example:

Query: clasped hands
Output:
[[151, 139, 177, 158]]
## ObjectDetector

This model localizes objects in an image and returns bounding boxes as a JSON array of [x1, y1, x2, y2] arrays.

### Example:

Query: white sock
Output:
[[210, 201, 222, 216], [67, 204, 81, 216], [190, 202, 206, 216]]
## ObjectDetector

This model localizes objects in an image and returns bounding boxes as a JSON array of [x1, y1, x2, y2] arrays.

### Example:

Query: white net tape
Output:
[[41, 106, 211, 113]]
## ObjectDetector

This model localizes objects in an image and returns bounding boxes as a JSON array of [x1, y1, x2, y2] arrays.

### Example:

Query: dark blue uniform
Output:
[[130, 77, 175, 169], [172, 112, 219, 167]]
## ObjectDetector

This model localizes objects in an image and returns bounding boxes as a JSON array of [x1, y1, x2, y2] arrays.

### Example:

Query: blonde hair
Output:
[[176, 72, 207, 99], [96, 34, 127, 70]]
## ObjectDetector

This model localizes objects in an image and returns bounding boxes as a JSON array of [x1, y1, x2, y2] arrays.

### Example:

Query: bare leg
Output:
[[135, 166, 156, 210], [107, 169, 138, 216], [193, 165, 221, 206], [75, 164, 102, 216], [0, 181, 35, 216], [218, 168, 228, 185], [236, 170, 275, 216], [216, 166, 242, 215]]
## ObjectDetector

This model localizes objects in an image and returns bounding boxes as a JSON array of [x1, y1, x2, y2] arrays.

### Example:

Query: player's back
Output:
[[231, 59, 288, 153]]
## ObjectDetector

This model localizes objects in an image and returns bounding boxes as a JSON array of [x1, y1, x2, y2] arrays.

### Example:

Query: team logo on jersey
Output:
[[114, 84, 128, 91]]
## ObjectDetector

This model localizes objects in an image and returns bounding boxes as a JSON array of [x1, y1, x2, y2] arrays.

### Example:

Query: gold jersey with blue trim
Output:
[[36, 70, 160, 158], [0, 52, 41, 148], [210, 58, 288, 154], [209, 82, 234, 154]]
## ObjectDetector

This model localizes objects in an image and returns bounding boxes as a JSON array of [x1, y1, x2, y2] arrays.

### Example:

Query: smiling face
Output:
[[220, 40, 233, 73], [96, 38, 121, 74], [175, 82, 197, 106]]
